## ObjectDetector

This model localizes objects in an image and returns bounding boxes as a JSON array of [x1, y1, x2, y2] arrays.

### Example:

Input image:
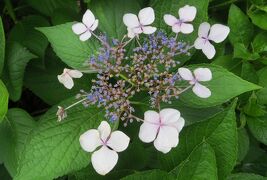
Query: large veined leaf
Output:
[[0, 17, 5, 75], [0, 109, 36, 177], [227, 173, 266, 180], [26, 0, 78, 16], [89, 0, 140, 39], [14, 98, 115, 180], [247, 115, 267, 145], [121, 170, 175, 180], [3, 42, 37, 101], [179, 64, 260, 108], [38, 23, 100, 70], [170, 142, 217, 180], [228, 4, 254, 47], [256, 66, 267, 105], [8, 15, 50, 59], [0, 80, 8, 122], [156, 101, 238, 179]]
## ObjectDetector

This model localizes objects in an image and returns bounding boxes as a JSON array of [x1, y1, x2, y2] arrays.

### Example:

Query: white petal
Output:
[[90, 19, 99, 31], [178, 5, 197, 22], [164, 14, 177, 26], [193, 68, 212, 82], [138, 7, 155, 25], [107, 131, 130, 152], [127, 28, 136, 38], [154, 126, 179, 153], [194, 37, 206, 49], [98, 121, 111, 141], [68, 70, 83, 78], [57, 74, 74, 89], [123, 14, 139, 28], [174, 117, 185, 132], [79, 129, 102, 152], [208, 24, 230, 43], [180, 23, 193, 34], [178, 67, 194, 81], [91, 146, 118, 175], [172, 24, 181, 33], [139, 121, 159, 143], [132, 27, 143, 34], [144, 110, 160, 124], [82, 9, 96, 28], [192, 82, 211, 98], [202, 40, 216, 59], [72, 23, 87, 35], [142, 26, 157, 34], [79, 31, 92, 41], [198, 22, 210, 38], [159, 108, 180, 124]]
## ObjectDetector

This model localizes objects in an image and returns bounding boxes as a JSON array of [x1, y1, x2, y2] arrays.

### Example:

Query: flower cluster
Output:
[[56, 5, 230, 175]]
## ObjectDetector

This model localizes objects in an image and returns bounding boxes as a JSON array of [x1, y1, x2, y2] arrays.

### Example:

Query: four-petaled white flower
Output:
[[194, 22, 230, 59], [164, 5, 196, 34], [139, 108, 185, 154], [123, 7, 157, 38], [57, 68, 83, 89], [72, 9, 99, 41], [80, 121, 130, 175], [178, 67, 212, 98]]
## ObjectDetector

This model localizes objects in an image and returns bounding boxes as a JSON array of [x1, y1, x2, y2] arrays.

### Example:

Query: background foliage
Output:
[[0, 0, 267, 179]]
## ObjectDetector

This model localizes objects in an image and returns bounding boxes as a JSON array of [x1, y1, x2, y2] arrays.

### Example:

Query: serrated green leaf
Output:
[[170, 142, 218, 180], [247, 115, 267, 145], [8, 15, 49, 59], [89, 0, 140, 39], [0, 108, 36, 177], [228, 5, 254, 47], [0, 80, 8, 122], [243, 92, 266, 117], [252, 32, 267, 53], [227, 173, 266, 180], [0, 17, 5, 75], [156, 101, 238, 179], [179, 64, 260, 108], [38, 22, 100, 70], [14, 98, 115, 180], [2, 42, 37, 101], [121, 170, 175, 180], [249, 10, 267, 30]]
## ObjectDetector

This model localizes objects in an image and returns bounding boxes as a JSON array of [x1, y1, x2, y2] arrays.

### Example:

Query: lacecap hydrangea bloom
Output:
[[56, 5, 230, 175]]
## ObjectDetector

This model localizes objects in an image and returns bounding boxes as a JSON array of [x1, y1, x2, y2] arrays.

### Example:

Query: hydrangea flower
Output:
[[79, 121, 130, 175], [164, 5, 196, 34], [139, 108, 185, 153], [123, 7, 157, 38], [178, 67, 212, 98], [57, 68, 83, 89], [194, 22, 230, 59], [72, 9, 99, 41]]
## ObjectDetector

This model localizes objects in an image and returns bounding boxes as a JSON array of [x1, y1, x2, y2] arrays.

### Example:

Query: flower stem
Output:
[[119, 73, 136, 86]]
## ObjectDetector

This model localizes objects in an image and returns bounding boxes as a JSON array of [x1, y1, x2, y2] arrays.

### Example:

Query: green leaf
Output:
[[0, 165, 12, 180], [14, 98, 114, 180], [179, 64, 260, 108], [256, 66, 267, 105], [156, 101, 238, 179], [249, 10, 267, 30], [0, 80, 8, 122], [51, 8, 79, 25], [243, 92, 266, 117], [26, 0, 78, 16], [228, 5, 254, 47], [0, 17, 5, 75], [252, 32, 267, 53], [227, 173, 266, 180], [233, 43, 260, 61], [24, 49, 94, 105], [8, 15, 50, 59], [247, 115, 267, 145], [0, 108, 36, 177], [3, 42, 37, 101], [170, 142, 218, 180], [212, 55, 242, 75], [38, 22, 100, 70], [121, 170, 175, 180], [237, 128, 249, 163], [89, 0, 140, 38]]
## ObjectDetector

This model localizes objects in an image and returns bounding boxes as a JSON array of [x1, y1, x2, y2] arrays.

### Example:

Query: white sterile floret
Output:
[[194, 22, 230, 59], [57, 68, 83, 89], [72, 9, 99, 41], [79, 121, 130, 175], [178, 67, 212, 98], [139, 108, 185, 154], [123, 7, 157, 38], [164, 5, 197, 34]]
